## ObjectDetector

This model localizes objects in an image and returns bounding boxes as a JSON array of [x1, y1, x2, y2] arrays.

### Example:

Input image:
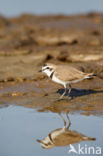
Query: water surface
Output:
[[0, 105, 103, 156]]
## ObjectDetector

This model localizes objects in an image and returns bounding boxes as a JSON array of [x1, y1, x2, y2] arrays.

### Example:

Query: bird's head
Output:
[[39, 63, 55, 77], [36, 139, 54, 149]]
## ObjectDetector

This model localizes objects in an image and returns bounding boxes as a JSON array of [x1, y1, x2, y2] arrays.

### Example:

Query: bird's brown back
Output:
[[55, 65, 86, 82]]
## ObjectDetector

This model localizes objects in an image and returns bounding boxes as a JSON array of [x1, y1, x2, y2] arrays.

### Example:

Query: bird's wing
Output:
[[55, 65, 86, 82]]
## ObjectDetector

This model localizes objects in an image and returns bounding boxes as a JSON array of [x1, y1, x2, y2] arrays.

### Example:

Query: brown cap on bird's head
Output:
[[43, 63, 56, 69]]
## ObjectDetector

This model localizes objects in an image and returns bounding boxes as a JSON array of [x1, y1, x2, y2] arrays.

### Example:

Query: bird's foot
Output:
[[68, 95, 73, 100]]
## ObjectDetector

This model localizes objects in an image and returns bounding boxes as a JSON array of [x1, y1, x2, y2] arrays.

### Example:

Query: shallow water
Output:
[[0, 105, 103, 156]]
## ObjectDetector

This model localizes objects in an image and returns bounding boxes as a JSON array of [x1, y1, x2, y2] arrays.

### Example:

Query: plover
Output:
[[37, 113, 95, 149], [39, 63, 95, 99]]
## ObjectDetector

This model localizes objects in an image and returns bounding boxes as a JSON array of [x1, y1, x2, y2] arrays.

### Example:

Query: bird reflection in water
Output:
[[37, 112, 95, 149]]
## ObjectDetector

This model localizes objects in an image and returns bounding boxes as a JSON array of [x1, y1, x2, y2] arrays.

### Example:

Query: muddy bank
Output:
[[0, 13, 103, 115], [0, 78, 103, 116]]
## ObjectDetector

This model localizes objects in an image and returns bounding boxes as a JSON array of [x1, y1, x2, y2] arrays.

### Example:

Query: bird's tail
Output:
[[85, 73, 97, 79], [83, 136, 96, 141]]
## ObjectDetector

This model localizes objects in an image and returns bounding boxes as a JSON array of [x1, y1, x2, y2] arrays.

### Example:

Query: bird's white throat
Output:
[[43, 69, 53, 77]]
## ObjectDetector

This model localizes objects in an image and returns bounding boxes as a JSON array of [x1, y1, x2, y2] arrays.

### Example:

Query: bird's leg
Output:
[[58, 113, 66, 129], [60, 84, 67, 99], [66, 112, 71, 129], [68, 84, 72, 97]]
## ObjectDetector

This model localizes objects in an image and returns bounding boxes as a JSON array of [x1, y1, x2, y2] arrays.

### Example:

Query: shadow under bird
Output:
[[39, 63, 96, 99], [37, 113, 95, 149]]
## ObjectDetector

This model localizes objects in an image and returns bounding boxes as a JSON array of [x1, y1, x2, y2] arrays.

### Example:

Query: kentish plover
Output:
[[37, 113, 95, 149], [39, 63, 95, 99]]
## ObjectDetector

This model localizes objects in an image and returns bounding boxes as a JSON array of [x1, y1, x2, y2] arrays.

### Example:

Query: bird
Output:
[[37, 113, 95, 149], [37, 127, 95, 149], [39, 63, 96, 99]]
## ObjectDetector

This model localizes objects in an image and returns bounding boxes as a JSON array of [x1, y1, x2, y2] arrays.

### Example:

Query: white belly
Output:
[[52, 75, 65, 86], [52, 75, 86, 85]]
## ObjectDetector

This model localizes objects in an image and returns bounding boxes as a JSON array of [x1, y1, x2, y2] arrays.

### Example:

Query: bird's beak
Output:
[[36, 139, 42, 143], [38, 70, 42, 72]]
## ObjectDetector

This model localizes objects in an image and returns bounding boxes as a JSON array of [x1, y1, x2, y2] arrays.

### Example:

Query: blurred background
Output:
[[0, 0, 103, 17]]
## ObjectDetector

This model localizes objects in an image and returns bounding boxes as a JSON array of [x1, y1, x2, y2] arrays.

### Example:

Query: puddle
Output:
[[0, 105, 103, 156]]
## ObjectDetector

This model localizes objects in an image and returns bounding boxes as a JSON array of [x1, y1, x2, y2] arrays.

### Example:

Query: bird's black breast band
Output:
[[50, 71, 54, 79]]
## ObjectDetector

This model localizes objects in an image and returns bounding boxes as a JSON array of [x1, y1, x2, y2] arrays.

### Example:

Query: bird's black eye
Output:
[[45, 67, 53, 71], [46, 67, 50, 69]]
